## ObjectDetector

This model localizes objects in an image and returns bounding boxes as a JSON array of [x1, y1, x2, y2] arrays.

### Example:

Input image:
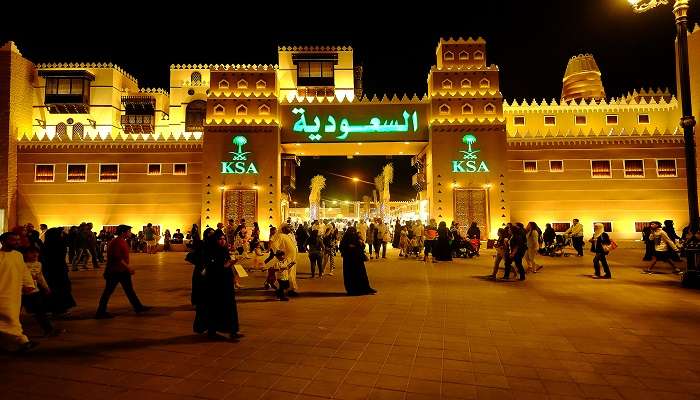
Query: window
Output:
[[218, 79, 229, 89], [479, 78, 490, 89], [258, 104, 270, 115], [213, 104, 225, 115], [235, 104, 247, 116], [237, 79, 248, 89], [484, 103, 496, 114], [591, 160, 612, 178], [99, 164, 119, 182], [55, 122, 68, 140], [458, 51, 469, 60], [635, 221, 651, 232], [544, 115, 556, 126], [67, 164, 87, 182], [147, 164, 162, 175], [575, 115, 587, 125], [461, 103, 473, 115], [71, 122, 84, 140], [606, 114, 618, 125], [549, 160, 564, 172], [523, 160, 538, 173], [551, 222, 571, 232], [473, 50, 484, 60], [656, 159, 677, 177], [190, 72, 202, 85], [256, 79, 267, 89], [441, 79, 452, 89], [296, 61, 335, 86], [593, 222, 613, 232], [439, 104, 450, 115], [185, 100, 206, 132], [638, 114, 650, 124], [34, 164, 54, 182], [444, 51, 454, 61], [460, 78, 471, 88], [46, 78, 84, 95], [624, 160, 645, 178], [173, 163, 187, 175], [513, 116, 525, 126]]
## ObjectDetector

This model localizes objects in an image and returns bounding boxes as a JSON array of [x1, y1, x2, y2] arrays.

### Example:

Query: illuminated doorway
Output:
[[453, 188, 488, 237], [223, 189, 258, 225]]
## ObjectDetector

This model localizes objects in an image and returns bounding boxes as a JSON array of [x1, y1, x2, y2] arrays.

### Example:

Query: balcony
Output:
[[412, 173, 426, 192], [121, 115, 155, 134], [40, 71, 94, 114]]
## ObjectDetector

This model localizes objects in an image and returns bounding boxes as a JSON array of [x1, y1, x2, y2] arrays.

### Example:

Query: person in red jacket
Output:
[[95, 225, 151, 319]]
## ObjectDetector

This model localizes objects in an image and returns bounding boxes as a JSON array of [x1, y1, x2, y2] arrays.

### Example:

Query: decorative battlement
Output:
[[208, 92, 277, 99], [507, 126, 681, 139], [277, 45, 352, 52], [280, 94, 428, 105], [432, 89, 502, 97], [621, 87, 673, 102], [18, 131, 204, 143], [206, 118, 279, 126], [36, 62, 138, 84], [138, 88, 169, 95], [430, 64, 500, 72], [169, 64, 211, 70], [438, 37, 486, 45], [210, 64, 278, 71], [504, 96, 678, 111], [431, 116, 506, 124]]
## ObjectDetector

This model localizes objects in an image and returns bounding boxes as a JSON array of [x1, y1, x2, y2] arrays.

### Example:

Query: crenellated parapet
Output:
[[277, 46, 352, 52], [37, 62, 138, 84], [17, 130, 203, 143], [280, 93, 428, 105]]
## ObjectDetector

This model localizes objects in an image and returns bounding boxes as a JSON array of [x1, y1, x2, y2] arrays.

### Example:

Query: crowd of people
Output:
[[3, 215, 700, 353]]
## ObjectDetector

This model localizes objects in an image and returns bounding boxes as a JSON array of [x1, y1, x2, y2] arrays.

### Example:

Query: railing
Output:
[[121, 115, 154, 133]]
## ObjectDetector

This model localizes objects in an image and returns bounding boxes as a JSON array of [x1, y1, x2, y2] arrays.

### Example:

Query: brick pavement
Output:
[[2, 247, 700, 400]]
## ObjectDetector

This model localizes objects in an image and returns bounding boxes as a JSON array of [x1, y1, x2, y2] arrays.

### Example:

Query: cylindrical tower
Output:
[[561, 54, 606, 103]]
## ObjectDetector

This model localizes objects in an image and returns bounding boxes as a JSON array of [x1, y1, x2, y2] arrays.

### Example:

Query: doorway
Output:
[[453, 188, 488, 236], [222, 189, 258, 226]]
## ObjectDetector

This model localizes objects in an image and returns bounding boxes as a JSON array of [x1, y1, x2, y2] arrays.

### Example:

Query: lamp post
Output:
[[629, 0, 698, 223], [352, 177, 359, 202]]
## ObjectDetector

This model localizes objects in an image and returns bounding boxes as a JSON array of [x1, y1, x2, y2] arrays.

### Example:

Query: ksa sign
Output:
[[221, 135, 259, 174], [452, 134, 489, 173]]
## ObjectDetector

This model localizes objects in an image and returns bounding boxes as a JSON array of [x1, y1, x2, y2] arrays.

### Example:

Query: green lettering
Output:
[[247, 163, 259, 174], [452, 161, 465, 173], [221, 162, 234, 174]]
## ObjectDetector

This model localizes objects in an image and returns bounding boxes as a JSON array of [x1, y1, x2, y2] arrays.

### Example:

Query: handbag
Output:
[[602, 240, 618, 254]]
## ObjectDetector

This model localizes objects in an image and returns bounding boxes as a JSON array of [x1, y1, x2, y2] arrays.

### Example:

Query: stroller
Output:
[[541, 234, 571, 257], [453, 237, 480, 258]]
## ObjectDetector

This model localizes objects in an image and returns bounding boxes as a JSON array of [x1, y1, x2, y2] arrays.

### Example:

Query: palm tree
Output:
[[462, 134, 477, 152], [232, 135, 248, 154]]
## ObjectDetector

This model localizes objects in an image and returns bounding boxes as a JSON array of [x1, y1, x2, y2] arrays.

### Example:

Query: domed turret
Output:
[[561, 54, 606, 103]]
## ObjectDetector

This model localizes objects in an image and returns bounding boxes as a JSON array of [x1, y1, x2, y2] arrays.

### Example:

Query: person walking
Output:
[[645, 221, 681, 274], [95, 225, 151, 319], [502, 224, 526, 281], [564, 219, 585, 257], [590, 223, 612, 279], [42, 227, 76, 316], [340, 227, 377, 296], [278, 223, 299, 295]]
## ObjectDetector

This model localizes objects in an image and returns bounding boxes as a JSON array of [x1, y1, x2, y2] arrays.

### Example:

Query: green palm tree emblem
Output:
[[460, 133, 479, 159], [230, 135, 250, 161]]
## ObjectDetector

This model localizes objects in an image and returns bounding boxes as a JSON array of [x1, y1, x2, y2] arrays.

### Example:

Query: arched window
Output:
[[461, 103, 473, 115], [460, 78, 471, 89], [236, 104, 247, 116], [484, 103, 496, 114], [473, 50, 484, 60], [439, 104, 450, 115], [218, 79, 229, 89], [444, 51, 454, 61], [71, 122, 84, 140], [190, 71, 202, 85], [55, 123, 68, 140], [458, 51, 469, 60], [237, 79, 248, 89], [479, 78, 490, 89], [441, 79, 452, 89], [186, 100, 207, 131], [258, 104, 270, 115], [256, 79, 267, 89], [213, 104, 225, 115]]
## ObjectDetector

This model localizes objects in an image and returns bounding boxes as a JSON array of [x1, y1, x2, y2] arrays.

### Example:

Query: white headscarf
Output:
[[593, 223, 604, 239]]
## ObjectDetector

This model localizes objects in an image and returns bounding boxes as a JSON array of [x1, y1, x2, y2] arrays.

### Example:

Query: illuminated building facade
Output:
[[1, 34, 697, 239]]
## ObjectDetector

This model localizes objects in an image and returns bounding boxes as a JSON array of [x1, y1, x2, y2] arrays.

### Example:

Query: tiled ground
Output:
[[2, 246, 700, 400]]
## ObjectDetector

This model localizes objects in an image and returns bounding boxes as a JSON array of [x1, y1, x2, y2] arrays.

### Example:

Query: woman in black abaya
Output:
[[433, 221, 453, 261], [42, 227, 76, 315], [339, 227, 377, 296]]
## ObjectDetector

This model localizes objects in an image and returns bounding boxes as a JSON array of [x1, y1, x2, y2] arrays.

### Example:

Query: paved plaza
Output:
[[3, 246, 700, 400]]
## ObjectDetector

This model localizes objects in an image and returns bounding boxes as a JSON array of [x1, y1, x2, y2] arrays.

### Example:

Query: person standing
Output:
[[278, 223, 299, 295], [199, 230, 243, 340], [0, 232, 39, 352], [366, 222, 376, 259], [357, 219, 368, 243], [144, 223, 157, 254], [542, 223, 556, 248], [392, 219, 401, 249], [642, 225, 654, 261], [377, 219, 388, 259], [433, 221, 453, 262], [423, 220, 438, 262], [38, 224, 48, 242], [306, 229, 324, 278], [95, 225, 151, 319], [502, 224, 526, 281], [564, 219, 584, 257], [340, 227, 377, 296], [525, 222, 543, 273], [42, 227, 76, 316], [163, 229, 171, 252], [589, 223, 612, 279]]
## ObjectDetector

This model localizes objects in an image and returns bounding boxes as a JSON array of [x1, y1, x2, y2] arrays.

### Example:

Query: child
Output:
[[251, 241, 266, 269], [22, 248, 60, 336], [399, 227, 409, 257], [272, 250, 295, 301]]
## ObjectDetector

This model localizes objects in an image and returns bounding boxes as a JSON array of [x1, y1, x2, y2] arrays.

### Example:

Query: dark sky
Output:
[[2, 0, 697, 203]]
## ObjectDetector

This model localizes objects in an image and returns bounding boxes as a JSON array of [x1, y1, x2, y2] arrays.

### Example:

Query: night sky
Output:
[[2, 0, 697, 204]]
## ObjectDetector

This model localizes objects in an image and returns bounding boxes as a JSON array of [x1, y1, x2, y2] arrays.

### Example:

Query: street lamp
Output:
[[628, 0, 699, 223], [352, 177, 359, 202]]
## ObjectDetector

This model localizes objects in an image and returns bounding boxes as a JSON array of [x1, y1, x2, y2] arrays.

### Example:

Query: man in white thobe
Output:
[[278, 223, 299, 295]]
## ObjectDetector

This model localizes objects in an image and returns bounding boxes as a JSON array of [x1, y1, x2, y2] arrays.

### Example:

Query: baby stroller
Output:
[[453, 238, 480, 258], [542, 234, 571, 257]]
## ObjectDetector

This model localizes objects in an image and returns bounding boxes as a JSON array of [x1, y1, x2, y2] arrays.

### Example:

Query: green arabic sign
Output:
[[292, 107, 419, 141], [221, 135, 259, 174], [452, 134, 489, 173]]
